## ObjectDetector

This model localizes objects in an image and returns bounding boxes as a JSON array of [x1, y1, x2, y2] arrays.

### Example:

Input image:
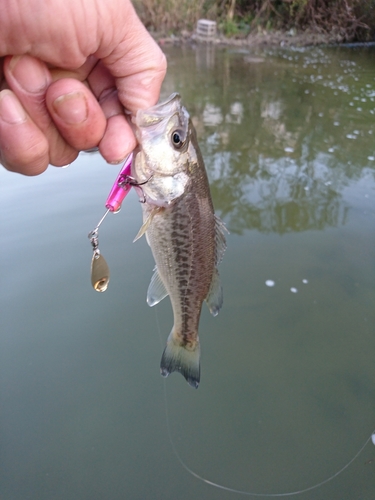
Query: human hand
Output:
[[0, 0, 167, 175]]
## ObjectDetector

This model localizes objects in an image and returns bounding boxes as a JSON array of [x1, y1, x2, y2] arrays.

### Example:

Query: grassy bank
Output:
[[133, 0, 375, 43]]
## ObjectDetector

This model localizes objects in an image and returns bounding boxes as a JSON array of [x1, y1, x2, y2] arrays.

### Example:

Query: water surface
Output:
[[1, 44, 375, 499]]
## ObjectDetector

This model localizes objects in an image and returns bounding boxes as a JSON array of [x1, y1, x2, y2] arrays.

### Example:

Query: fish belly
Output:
[[147, 192, 215, 339]]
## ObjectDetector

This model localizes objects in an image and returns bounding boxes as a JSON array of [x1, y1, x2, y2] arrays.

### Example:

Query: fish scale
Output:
[[147, 193, 213, 339], [132, 93, 227, 388]]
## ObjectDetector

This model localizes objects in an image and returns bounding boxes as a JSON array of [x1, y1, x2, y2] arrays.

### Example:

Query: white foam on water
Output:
[[265, 280, 275, 287]]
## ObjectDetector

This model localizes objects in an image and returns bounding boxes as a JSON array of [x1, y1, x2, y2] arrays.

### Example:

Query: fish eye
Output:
[[171, 130, 184, 149]]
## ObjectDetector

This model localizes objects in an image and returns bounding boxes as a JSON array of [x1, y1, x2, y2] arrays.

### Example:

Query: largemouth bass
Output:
[[131, 93, 226, 388]]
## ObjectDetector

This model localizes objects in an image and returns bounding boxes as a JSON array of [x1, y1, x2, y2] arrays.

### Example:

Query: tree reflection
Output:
[[208, 156, 349, 234], [163, 45, 375, 234]]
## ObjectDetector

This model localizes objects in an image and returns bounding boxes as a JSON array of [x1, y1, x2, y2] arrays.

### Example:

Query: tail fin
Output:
[[160, 332, 200, 389]]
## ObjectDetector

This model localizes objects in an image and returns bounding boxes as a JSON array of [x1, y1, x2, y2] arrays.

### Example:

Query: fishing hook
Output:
[[118, 174, 153, 203]]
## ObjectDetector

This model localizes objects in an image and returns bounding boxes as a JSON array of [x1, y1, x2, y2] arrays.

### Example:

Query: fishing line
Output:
[[154, 309, 374, 497]]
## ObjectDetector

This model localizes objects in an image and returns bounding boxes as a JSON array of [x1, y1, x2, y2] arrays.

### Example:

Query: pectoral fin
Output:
[[147, 267, 169, 306], [205, 268, 223, 317], [133, 207, 163, 242]]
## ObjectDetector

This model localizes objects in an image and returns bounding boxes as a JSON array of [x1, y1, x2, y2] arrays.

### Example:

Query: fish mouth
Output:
[[135, 93, 182, 128]]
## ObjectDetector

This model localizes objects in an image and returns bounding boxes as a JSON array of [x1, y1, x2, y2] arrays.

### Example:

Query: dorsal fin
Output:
[[205, 268, 223, 316], [214, 215, 228, 265]]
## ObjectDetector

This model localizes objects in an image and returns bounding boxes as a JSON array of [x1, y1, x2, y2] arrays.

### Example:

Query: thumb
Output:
[[99, 2, 167, 114]]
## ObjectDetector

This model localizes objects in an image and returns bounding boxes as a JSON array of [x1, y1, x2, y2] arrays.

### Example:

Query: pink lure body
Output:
[[105, 153, 133, 212]]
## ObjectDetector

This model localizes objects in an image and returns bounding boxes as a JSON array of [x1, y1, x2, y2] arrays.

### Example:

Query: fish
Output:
[[131, 93, 227, 388]]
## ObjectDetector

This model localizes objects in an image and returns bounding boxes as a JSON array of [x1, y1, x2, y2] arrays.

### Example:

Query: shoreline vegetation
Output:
[[133, 0, 375, 47]]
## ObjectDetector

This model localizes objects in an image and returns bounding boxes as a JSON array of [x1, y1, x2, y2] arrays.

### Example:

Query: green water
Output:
[[1, 45, 374, 499]]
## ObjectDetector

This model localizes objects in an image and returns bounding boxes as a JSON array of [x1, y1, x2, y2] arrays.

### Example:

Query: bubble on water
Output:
[[290, 287, 298, 293], [318, 112, 324, 117], [368, 156, 375, 161], [353, 130, 360, 135], [349, 102, 354, 106], [346, 134, 357, 140], [357, 107, 362, 112], [265, 280, 275, 287], [302, 279, 308, 284], [328, 148, 334, 153], [333, 121, 340, 126], [284, 147, 294, 153]]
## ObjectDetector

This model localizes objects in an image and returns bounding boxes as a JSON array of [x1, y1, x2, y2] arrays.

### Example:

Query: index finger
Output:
[[97, 2, 167, 114]]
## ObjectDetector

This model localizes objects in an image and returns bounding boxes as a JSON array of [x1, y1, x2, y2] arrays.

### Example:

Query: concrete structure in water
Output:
[[196, 19, 217, 42]]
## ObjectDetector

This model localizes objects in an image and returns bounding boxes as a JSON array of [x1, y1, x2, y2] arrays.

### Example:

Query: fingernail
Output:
[[53, 92, 88, 124], [0, 90, 27, 124], [9, 55, 49, 93], [108, 159, 125, 165]]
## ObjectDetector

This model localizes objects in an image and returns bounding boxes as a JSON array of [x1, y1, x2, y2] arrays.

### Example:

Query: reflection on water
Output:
[[1, 45, 375, 500], [166, 45, 375, 235]]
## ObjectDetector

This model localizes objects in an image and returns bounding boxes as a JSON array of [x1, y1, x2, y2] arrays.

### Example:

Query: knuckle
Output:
[[2, 136, 49, 175], [156, 51, 167, 76], [49, 148, 78, 167]]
